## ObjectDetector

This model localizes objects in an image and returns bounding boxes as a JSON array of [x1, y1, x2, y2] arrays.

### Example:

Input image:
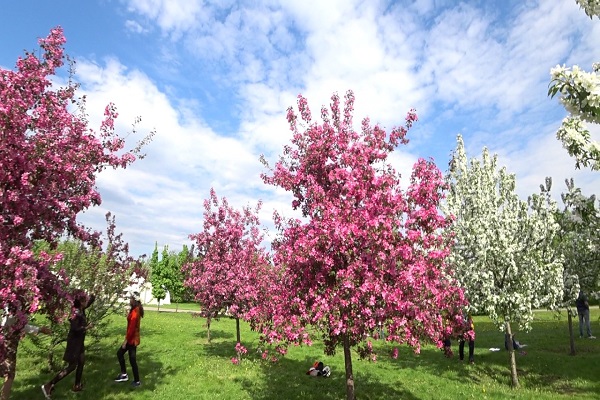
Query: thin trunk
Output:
[[206, 316, 211, 343], [505, 321, 520, 388], [343, 334, 355, 400], [568, 310, 576, 355], [236, 318, 241, 344], [157, 300, 161, 312], [1, 333, 20, 400]]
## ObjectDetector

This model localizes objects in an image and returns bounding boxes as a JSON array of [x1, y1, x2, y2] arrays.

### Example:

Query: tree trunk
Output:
[[343, 334, 355, 400], [1, 333, 20, 400], [157, 300, 161, 312], [236, 318, 241, 344], [568, 310, 576, 355], [505, 321, 520, 388], [206, 316, 211, 343]]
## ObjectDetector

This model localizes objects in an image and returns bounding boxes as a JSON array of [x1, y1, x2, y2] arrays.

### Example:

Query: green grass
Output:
[[9, 309, 600, 399]]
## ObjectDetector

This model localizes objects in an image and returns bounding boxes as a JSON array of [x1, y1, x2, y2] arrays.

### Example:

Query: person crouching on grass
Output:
[[114, 291, 144, 388], [41, 290, 95, 398]]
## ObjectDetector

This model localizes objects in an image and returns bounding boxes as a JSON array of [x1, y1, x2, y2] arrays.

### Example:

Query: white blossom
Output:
[[576, 0, 600, 18], [444, 135, 564, 332]]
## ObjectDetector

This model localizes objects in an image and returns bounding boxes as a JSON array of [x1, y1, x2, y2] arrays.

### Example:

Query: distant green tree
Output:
[[150, 244, 169, 310], [170, 245, 193, 307]]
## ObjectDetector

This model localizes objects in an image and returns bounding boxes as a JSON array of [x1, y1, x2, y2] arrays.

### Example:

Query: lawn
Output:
[[9, 309, 600, 399]]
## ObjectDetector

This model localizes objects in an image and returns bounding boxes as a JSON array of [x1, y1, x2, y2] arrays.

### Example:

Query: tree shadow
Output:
[[241, 355, 420, 400], [366, 325, 600, 397], [192, 329, 234, 341], [198, 335, 420, 400], [10, 343, 177, 400]]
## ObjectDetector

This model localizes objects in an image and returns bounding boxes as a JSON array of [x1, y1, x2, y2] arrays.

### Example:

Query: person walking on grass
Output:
[[576, 290, 596, 339], [41, 291, 95, 399], [114, 291, 144, 388]]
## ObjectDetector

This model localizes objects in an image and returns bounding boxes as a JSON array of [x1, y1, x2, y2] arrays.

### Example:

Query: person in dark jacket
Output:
[[576, 290, 595, 339], [41, 291, 95, 398], [458, 314, 475, 364]]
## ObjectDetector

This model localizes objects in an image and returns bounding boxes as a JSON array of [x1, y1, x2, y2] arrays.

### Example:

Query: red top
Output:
[[126, 306, 141, 346]]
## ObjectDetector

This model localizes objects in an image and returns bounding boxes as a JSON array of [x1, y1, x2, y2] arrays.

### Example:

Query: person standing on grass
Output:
[[576, 290, 595, 339], [114, 291, 144, 388], [458, 313, 475, 364], [41, 291, 95, 399]]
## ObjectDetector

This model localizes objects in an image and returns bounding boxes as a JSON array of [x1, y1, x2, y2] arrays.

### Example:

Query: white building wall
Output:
[[124, 273, 171, 305]]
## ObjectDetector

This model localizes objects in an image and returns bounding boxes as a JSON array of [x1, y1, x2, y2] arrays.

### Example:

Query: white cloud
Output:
[[67, 0, 600, 256], [124, 19, 148, 34], [73, 57, 271, 255]]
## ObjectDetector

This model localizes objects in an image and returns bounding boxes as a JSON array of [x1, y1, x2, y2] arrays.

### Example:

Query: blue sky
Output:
[[2, 0, 598, 257]]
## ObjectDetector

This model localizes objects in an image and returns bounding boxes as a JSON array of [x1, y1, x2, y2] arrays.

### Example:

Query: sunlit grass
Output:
[[10, 309, 600, 399]]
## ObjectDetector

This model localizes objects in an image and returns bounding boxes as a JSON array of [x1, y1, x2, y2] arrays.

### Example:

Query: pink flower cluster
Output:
[[256, 90, 468, 365]]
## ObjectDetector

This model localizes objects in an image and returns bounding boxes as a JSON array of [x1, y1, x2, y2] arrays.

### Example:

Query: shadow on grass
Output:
[[12, 343, 177, 400], [249, 355, 421, 400], [366, 321, 600, 397], [192, 329, 234, 342], [200, 335, 420, 400]]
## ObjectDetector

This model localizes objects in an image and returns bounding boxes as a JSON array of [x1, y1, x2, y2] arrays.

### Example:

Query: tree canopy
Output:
[[258, 91, 468, 400]]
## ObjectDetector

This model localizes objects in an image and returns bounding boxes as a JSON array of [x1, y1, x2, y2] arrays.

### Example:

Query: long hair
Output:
[[129, 292, 144, 318], [131, 300, 144, 318], [72, 289, 88, 309]]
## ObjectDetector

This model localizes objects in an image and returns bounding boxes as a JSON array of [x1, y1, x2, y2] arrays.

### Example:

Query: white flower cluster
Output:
[[550, 64, 600, 124], [576, 0, 600, 18], [556, 117, 600, 171], [550, 64, 600, 170]]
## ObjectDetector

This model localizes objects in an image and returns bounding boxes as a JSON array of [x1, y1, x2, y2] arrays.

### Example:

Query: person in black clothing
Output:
[[458, 314, 475, 364], [576, 290, 595, 339], [41, 291, 95, 398]]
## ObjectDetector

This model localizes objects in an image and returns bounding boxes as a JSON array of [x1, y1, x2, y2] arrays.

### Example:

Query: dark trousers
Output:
[[459, 339, 474, 362], [50, 352, 85, 386], [117, 344, 139, 382]]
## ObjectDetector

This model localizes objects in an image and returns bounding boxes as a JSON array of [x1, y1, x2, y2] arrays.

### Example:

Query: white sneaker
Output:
[[41, 384, 52, 399], [589, 336, 596, 339]]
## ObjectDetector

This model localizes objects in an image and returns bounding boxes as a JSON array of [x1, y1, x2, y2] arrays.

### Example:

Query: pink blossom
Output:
[[0, 27, 147, 397], [258, 90, 467, 400]]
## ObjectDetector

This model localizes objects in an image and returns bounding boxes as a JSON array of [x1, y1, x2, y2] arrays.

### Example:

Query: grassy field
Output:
[[9, 309, 600, 399]]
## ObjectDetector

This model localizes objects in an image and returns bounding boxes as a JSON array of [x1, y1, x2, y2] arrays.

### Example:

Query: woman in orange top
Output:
[[114, 291, 144, 387]]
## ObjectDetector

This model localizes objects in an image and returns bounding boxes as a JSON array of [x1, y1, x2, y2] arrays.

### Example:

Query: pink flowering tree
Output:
[[0, 27, 148, 399], [257, 91, 468, 400], [183, 188, 272, 353]]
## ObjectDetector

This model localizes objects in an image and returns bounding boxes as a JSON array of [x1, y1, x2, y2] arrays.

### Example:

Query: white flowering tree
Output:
[[546, 178, 600, 353], [444, 135, 564, 388], [548, 1, 599, 170], [556, 179, 600, 291]]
